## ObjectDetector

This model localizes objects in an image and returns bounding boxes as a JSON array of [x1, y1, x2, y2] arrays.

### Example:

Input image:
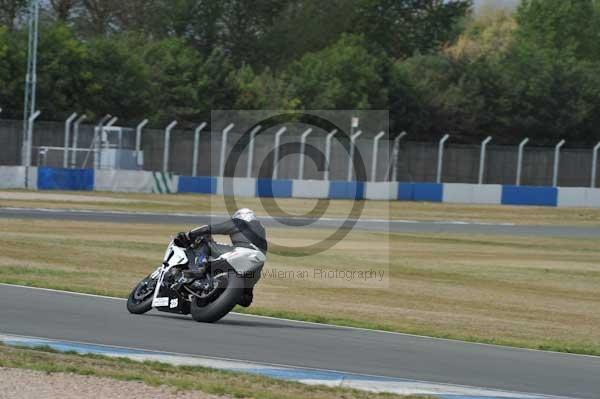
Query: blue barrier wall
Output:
[[328, 181, 364, 200], [397, 183, 414, 201], [414, 183, 443, 202], [178, 176, 216, 194], [29, 167, 600, 207], [501, 186, 558, 206], [256, 179, 293, 198], [397, 183, 443, 202], [38, 167, 94, 191]]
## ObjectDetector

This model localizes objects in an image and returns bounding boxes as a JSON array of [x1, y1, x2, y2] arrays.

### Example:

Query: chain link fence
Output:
[[1, 119, 598, 187]]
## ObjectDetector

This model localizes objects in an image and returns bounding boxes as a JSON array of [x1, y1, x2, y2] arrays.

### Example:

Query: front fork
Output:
[[150, 265, 169, 308]]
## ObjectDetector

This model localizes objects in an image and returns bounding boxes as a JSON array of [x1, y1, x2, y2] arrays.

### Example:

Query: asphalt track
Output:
[[1, 284, 599, 398], [1, 207, 600, 237]]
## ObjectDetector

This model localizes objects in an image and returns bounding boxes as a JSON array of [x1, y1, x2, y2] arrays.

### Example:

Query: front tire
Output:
[[190, 268, 244, 323], [127, 275, 155, 314]]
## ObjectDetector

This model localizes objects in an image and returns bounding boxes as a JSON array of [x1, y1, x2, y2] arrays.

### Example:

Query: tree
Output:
[[49, 0, 76, 22], [444, 8, 517, 61], [353, 0, 472, 58], [219, 0, 289, 66], [516, 0, 600, 61], [141, 37, 202, 122], [258, 0, 356, 69], [227, 65, 297, 109], [195, 47, 237, 114], [82, 35, 152, 119], [34, 24, 90, 118], [0, 26, 26, 117], [0, 0, 27, 31], [287, 34, 389, 109], [78, 0, 121, 35]]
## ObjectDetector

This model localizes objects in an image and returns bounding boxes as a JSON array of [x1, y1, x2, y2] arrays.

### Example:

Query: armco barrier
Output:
[[217, 177, 256, 197], [0, 166, 37, 189], [397, 183, 414, 201], [557, 187, 600, 208], [328, 181, 364, 200], [38, 167, 94, 191], [178, 176, 217, 194], [95, 170, 153, 193], [152, 172, 178, 194], [256, 178, 293, 198], [292, 179, 329, 198], [398, 183, 443, 202], [0, 166, 24, 189], [365, 182, 398, 200], [414, 183, 443, 202], [443, 183, 502, 205], [501, 185, 557, 207], [7, 166, 600, 208]]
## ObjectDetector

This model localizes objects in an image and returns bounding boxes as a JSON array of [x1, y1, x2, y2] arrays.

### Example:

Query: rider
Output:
[[175, 208, 267, 307]]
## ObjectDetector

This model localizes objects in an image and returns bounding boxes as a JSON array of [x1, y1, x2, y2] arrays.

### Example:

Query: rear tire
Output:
[[127, 276, 154, 314], [190, 268, 244, 323]]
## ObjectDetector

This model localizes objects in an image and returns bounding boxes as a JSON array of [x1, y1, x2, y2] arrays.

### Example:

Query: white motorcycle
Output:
[[126, 236, 256, 323]]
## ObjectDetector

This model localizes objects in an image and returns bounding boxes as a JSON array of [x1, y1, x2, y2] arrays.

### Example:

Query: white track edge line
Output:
[[0, 206, 519, 227], [0, 331, 572, 399]]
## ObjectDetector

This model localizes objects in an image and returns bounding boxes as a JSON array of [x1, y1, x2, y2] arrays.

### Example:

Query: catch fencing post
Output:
[[371, 131, 385, 182], [516, 138, 529, 186], [63, 112, 77, 168], [478, 136, 492, 184], [592, 142, 600, 188], [347, 130, 363, 181], [552, 139, 566, 187], [94, 114, 111, 147], [23, 110, 41, 167], [23, 110, 40, 189], [100, 116, 118, 169], [219, 124, 234, 177], [298, 128, 313, 180], [192, 122, 207, 177], [70, 114, 86, 168], [323, 129, 338, 181], [163, 120, 177, 173], [391, 131, 407, 181], [436, 134, 450, 184], [246, 125, 262, 178], [83, 114, 110, 169], [135, 119, 148, 170], [272, 127, 287, 179]]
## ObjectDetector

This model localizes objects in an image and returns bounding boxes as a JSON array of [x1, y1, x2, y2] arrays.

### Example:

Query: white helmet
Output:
[[233, 208, 256, 222]]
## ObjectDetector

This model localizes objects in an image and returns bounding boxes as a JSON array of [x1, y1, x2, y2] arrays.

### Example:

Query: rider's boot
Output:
[[238, 287, 253, 307]]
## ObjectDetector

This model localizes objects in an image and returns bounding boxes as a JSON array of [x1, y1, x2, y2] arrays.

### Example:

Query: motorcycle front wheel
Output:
[[126, 275, 155, 314], [190, 268, 244, 323]]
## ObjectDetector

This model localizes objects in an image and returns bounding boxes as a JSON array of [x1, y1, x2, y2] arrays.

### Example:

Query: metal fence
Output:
[[1, 117, 599, 188]]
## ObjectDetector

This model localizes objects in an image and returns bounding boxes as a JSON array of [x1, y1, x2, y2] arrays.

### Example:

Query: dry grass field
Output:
[[1, 215, 599, 355]]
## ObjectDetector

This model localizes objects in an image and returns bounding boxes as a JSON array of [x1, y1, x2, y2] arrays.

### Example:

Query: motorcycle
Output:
[[126, 235, 255, 323]]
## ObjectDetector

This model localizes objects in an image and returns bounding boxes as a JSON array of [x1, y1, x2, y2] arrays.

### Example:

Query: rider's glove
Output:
[[174, 232, 191, 248], [188, 225, 210, 240]]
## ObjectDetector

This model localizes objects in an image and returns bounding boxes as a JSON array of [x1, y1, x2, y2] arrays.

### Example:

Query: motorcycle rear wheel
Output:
[[126, 275, 155, 314], [190, 268, 243, 323]]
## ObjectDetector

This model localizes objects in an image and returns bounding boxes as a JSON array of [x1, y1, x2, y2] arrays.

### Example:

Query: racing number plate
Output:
[[152, 297, 169, 307]]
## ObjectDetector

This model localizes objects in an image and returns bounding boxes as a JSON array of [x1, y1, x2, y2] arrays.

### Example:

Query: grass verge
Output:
[[0, 343, 430, 399]]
